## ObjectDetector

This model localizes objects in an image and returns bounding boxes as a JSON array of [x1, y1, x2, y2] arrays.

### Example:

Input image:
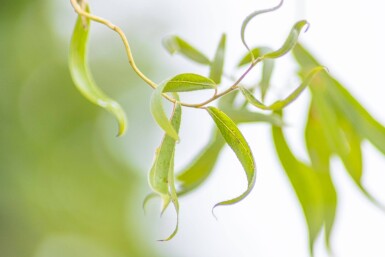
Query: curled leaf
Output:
[[209, 34, 226, 84], [69, 6, 127, 136], [263, 20, 309, 59], [163, 73, 216, 92], [206, 107, 256, 209], [240, 66, 326, 110], [148, 101, 182, 240], [240, 0, 284, 55], [163, 35, 211, 65]]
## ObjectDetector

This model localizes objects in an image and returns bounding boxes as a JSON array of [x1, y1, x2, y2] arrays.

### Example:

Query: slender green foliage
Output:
[[68, 0, 385, 253]]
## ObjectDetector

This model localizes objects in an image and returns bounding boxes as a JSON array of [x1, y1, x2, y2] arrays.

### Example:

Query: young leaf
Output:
[[240, 66, 326, 111], [272, 111, 325, 255], [206, 107, 256, 208], [177, 110, 283, 197], [263, 20, 309, 60], [163, 35, 211, 65], [151, 83, 179, 140], [163, 73, 216, 92], [69, 6, 127, 136], [240, 0, 284, 54], [294, 43, 385, 156], [209, 34, 226, 84], [148, 102, 182, 240], [305, 102, 338, 252], [177, 133, 225, 196]]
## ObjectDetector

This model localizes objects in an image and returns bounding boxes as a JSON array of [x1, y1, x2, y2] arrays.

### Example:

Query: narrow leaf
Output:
[[163, 36, 211, 65], [148, 102, 182, 240], [163, 73, 216, 92], [305, 102, 338, 252], [177, 132, 225, 196], [69, 6, 127, 136], [240, 66, 326, 110], [240, 0, 284, 54], [206, 107, 256, 208], [151, 83, 179, 140], [272, 111, 325, 255], [209, 34, 226, 84], [263, 20, 309, 60]]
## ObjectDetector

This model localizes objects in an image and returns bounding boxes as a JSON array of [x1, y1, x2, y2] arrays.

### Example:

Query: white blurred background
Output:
[[59, 1, 385, 256]]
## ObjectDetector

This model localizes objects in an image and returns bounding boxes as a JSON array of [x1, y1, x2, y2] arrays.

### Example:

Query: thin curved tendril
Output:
[[241, 0, 284, 60], [70, 0, 260, 109]]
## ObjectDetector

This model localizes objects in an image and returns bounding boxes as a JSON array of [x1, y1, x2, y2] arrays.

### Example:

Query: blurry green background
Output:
[[0, 1, 167, 256]]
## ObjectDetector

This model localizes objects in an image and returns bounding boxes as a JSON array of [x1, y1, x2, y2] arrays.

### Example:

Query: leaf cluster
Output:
[[68, 1, 385, 255]]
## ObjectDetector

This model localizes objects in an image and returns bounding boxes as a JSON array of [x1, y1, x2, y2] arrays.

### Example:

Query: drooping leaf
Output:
[[151, 82, 179, 140], [209, 34, 226, 84], [272, 111, 325, 255], [240, 0, 284, 54], [305, 102, 337, 252], [163, 35, 211, 65], [294, 43, 385, 211], [240, 66, 326, 110], [177, 108, 283, 197], [177, 132, 225, 196], [206, 107, 256, 208], [148, 101, 182, 240], [163, 73, 216, 92], [262, 20, 309, 60], [69, 6, 127, 136]]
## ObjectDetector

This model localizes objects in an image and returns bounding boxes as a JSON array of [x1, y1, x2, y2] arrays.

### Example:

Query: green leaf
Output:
[[206, 107, 256, 208], [151, 83, 179, 141], [148, 102, 182, 240], [163, 35, 211, 65], [209, 34, 226, 84], [163, 73, 216, 92], [305, 102, 337, 252], [263, 20, 309, 59], [240, 66, 326, 111], [294, 44, 385, 211], [294, 43, 385, 156], [69, 6, 127, 136], [240, 0, 284, 54], [177, 132, 225, 196], [272, 111, 325, 255], [177, 108, 283, 197]]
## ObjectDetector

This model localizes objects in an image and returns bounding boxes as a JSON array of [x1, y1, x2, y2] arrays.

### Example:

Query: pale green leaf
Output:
[[272, 111, 325, 255], [148, 102, 182, 240], [240, 66, 326, 110], [177, 133, 225, 196], [163, 35, 211, 65], [263, 20, 309, 60], [206, 107, 256, 208], [294, 43, 385, 211], [240, 0, 284, 54], [177, 109, 283, 197], [163, 73, 216, 92], [238, 47, 271, 67], [209, 34, 226, 84], [305, 102, 337, 252], [151, 83, 179, 140], [69, 6, 127, 136]]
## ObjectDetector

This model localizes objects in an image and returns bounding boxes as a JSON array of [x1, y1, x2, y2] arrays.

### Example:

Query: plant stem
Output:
[[70, 0, 260, 109]]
